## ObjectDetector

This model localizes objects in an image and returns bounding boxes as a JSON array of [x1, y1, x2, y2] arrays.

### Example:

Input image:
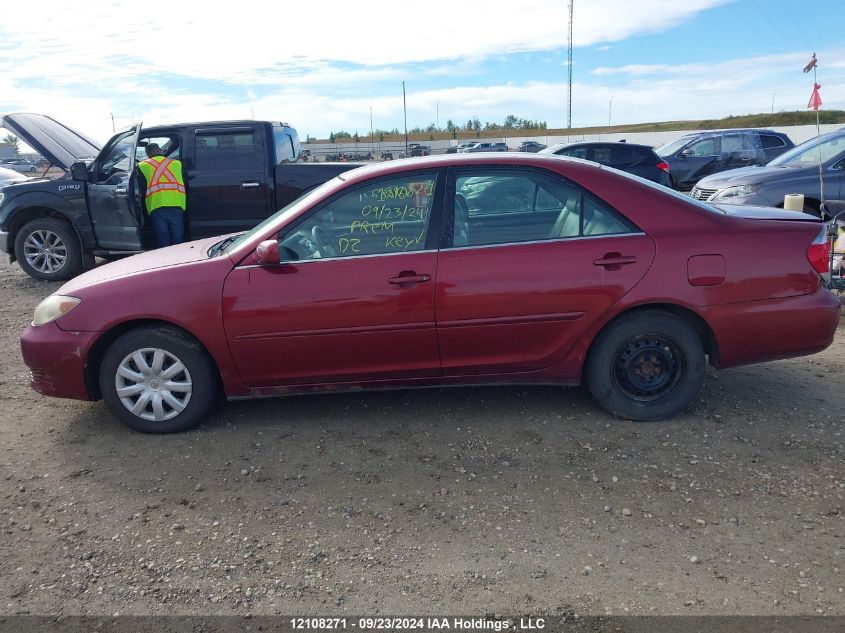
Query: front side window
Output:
[[97, 128, 137, 181], [449, 169, 634, 248], [280, 173, 437, 260], [770, 134, 845, 167], [687, 138, 718, 156]]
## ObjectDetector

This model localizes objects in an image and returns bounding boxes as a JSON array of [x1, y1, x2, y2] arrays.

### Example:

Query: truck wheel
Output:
[[14, 218, 83, 281], [585, 310, 705, 421], [99, 326, 219, 433]]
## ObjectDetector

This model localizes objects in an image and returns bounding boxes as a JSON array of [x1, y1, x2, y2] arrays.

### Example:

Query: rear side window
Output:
[[273, 129, 296, 163], [633, 147, 658, 163], [558, 146, 588, 159], [195, 131, 262, 170], [760, 134, 787, 149], [449, 168, 634, 248], [722, 134, 755, 153]]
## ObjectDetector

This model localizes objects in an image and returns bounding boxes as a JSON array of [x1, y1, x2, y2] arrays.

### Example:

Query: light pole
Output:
[[771, 89, 781, 114], [402, 81, 408, 156], [608, 96, 615, 127]]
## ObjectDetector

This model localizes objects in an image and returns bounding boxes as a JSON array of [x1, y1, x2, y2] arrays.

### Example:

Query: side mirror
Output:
[[679, 148, 693, 157], [70, 161, 89, 181], [255, 239, 280, 265]]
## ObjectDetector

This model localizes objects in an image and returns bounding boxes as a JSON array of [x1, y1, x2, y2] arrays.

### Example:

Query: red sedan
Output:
[[20, 154, 839, 433]]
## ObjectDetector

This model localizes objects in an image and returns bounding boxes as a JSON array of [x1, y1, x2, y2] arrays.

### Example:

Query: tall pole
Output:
[[813, 65, 824, 211], [770, 89, 780, 114], [370, 106, 374, 158], [567, 0, 574, 129], [608, 96, 614, 127], [402, 81, 409, 156], [110, 113, 115, 133]]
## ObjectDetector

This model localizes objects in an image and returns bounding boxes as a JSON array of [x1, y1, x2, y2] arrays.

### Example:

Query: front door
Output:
[[223, 170, 444, 387], [674, 137, 720, 189], [436, 167, 655, 376], [186, 126, 271, 238], [87, 125, 144, 250]]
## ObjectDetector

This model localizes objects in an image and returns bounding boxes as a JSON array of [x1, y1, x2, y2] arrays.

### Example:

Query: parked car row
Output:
[[0, 157, 38, 173], [541, 142, 673, 188]]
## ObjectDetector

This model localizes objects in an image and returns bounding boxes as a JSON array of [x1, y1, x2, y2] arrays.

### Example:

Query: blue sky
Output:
[[1, 0, 843, 143]]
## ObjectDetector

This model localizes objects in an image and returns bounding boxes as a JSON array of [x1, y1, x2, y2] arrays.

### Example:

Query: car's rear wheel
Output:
[[99, 326, 219, 433], [14, 218, 83, 281], [585, 310, 705, 421]]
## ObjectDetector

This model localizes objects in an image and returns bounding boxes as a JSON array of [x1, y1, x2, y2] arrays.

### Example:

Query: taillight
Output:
[[656, 161, 670, 172], [806, 226, 831, 278]]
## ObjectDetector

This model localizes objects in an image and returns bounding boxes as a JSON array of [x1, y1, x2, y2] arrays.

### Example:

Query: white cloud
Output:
[[3, 0, 841, 142]]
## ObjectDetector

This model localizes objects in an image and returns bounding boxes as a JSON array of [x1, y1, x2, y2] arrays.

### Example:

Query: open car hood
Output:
[[0, 113, 101, 170]]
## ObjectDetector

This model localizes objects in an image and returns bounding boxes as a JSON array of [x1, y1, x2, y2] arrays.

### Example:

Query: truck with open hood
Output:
[[0, 113, 357, 280]]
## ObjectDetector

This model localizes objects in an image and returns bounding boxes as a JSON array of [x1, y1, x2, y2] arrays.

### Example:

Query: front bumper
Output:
[[20, 322, 99, 400], [0, 230, 9, 254]]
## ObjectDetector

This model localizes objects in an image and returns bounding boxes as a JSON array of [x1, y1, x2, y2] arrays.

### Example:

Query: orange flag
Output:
[[807, 83, 822, 111]]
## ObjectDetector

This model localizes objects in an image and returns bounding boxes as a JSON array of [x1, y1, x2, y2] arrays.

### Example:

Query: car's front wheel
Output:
[[14, 218, 83, 281], [585, 310, 705, 421], [99, 326, 219, 433]]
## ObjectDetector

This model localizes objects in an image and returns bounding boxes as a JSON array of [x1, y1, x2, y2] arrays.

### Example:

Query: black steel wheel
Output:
[[585, 310, 705, 421]]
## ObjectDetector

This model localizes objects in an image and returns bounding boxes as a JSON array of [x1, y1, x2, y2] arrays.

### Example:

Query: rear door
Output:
[[185, 125, 272, 238], [435, 166, 655, 376], [721, 132, 759, 170], [674, 136, 720, 189], [87, 125, 144, 250]]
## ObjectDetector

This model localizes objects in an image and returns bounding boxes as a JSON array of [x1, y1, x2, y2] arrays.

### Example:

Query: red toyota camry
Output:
[[20, 154, 839, 433]]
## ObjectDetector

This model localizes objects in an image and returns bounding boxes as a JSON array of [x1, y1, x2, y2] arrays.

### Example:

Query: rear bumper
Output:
[[20, 322, 99, 400], [702, 285, 840, 369]]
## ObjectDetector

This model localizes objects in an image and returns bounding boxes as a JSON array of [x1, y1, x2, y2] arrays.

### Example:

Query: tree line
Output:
[[325, 114, 547, 143]]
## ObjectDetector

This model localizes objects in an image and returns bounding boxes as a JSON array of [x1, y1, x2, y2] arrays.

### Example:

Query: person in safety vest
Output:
[[137, 143, 186, 247]]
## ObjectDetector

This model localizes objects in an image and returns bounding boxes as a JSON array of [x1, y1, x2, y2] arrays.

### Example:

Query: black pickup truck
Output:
[[0, 113, 358, 280]]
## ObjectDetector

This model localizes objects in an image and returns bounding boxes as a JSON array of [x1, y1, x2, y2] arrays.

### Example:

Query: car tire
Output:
[[14, 217, 83, 281], [99, 326, 219, 433], [585, 310, 705, 421]]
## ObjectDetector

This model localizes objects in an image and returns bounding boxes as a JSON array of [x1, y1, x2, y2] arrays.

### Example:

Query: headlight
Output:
[[32, 295, 81, 326], [712, 185, 758, 200]]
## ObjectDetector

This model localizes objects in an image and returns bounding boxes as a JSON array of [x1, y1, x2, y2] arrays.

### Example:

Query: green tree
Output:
[[329, 132, 336, 143], [353, 132, 360, 144], [3, 134, 20, 156]]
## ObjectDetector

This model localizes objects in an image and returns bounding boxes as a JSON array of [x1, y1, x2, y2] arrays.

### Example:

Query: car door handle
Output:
[[115, 185, 128, 196], [241, 181, 261, 189], [389, 271, 431, 287], [593, 254, 637, 269]]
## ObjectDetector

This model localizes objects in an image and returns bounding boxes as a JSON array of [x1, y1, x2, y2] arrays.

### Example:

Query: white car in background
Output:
[[0, 165, 32, 185]]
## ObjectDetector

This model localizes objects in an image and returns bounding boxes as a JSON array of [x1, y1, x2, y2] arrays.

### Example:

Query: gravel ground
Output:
[[0, 257, 843, 617]]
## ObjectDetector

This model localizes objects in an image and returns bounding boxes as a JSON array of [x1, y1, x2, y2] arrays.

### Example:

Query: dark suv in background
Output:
[[656, 129, 794, 190], [541, 141, 673, 188]]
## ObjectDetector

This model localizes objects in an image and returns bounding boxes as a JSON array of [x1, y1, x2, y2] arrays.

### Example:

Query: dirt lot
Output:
[[0, 258, 843, 617]]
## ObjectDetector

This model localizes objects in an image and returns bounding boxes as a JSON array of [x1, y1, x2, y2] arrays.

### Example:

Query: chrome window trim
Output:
[[442, 231, 647, 253], [240, 248, 439, 268]]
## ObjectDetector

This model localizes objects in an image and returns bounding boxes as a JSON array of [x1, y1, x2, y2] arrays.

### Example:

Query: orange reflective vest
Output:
[[138, 156, 186, 213]]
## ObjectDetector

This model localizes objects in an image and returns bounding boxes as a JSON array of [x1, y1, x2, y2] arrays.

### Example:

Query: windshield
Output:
[[214, 176, 344, 256], [656, 136, 694, 157], [768, 133, 845, 167]]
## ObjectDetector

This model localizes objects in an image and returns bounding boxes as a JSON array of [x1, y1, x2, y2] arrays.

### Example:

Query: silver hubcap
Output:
[[23, 229, 68, 274], [115, 348, 192, 422]]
